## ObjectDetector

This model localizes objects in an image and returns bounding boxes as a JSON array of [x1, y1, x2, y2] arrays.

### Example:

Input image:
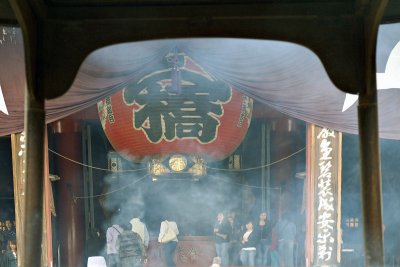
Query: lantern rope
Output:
[[207, 147, 305, 172], [73, 173, 149, 200], [48, 148, 147, 172], [48, 146, 305, 173]]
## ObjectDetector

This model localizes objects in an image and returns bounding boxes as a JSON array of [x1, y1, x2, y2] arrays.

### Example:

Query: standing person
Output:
[[256, 211, 272, 266], [275, 212, 296, 267], [117, 223, 147, 267], [227, 212, 241, 266], [268, 228, 280, 267], [130, 217, 149, 248], [158, 219, 179, 267], [240, 220, 260, 267], [2, 239, 17, 267], [213, 212, 230, 266], [106, 222, 123, 267], [3, 220, 16, 249], [0, 222, 5, 253], [210, 256, 222, 267]]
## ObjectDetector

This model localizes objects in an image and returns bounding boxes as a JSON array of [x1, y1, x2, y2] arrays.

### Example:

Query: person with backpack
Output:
[[117, 223, 147, 267]]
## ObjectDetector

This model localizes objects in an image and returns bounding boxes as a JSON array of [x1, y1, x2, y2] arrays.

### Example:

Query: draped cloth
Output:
[[1, 23, 400, 139]]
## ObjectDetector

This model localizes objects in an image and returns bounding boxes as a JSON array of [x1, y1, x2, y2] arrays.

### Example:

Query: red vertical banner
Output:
[[305, 124, 313, 267], [11, 132, 53, 267], [43, 132, 53, 267], [11, 132, 25, 267], [306, 125, 342, 267]]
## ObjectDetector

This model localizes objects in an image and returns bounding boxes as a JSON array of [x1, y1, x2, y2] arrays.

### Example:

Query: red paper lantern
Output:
[[98, 54, 252, 162]]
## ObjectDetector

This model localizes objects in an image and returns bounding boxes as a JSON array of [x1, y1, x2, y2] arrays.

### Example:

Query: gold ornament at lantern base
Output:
[[147, 154, 206, 180]]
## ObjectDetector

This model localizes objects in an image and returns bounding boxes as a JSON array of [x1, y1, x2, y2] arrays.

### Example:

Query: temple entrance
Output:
[[44, 103, 308, 267]]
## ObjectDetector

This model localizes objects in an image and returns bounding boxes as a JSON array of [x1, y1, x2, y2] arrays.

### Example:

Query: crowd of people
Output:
[[0, 219, 17, 267], [102, 210, 296, 267], [106, 217, 179, 267], [213, 211, 296, 267]]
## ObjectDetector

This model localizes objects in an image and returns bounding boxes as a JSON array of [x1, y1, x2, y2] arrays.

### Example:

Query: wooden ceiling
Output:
[[0, 0, 398, 102]]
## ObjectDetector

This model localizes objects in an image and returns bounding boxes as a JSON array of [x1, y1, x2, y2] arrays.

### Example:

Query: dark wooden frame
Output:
[[2, 0, 400, 266]]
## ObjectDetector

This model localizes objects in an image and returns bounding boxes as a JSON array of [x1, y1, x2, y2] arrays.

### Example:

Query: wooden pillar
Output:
[[357, 2, 386, 265], [358, 79, 384, 267], [51, 119, 85, 267], [23, 88, 45, 267]]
